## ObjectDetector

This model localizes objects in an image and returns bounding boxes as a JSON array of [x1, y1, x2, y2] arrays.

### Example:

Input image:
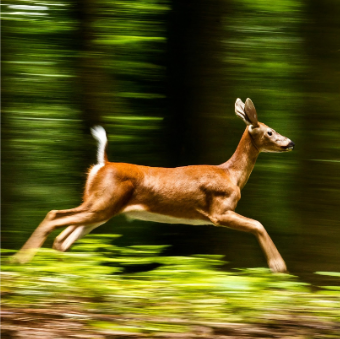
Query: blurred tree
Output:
[[1, 2, 83, 247], [160, 0, 233, 257], [165, 0, 229, 167], [1, 14, 16, 246], [294, 0, 340, 278], [72, 0, 113, 130]]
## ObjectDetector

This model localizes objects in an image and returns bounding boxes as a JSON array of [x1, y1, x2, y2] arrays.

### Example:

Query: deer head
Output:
[[235, 98, 295, 153]]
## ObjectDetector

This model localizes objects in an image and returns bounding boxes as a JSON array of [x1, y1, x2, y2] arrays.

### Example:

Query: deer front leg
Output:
[[209, 211, 287, 273]]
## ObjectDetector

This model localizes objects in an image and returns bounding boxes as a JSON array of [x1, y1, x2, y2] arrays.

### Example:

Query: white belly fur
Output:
[[122, 205, 212, 226]]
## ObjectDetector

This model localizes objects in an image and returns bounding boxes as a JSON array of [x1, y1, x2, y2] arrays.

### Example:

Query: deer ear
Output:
[[244, 98, 259, 127], [235, 98, 252, 125]]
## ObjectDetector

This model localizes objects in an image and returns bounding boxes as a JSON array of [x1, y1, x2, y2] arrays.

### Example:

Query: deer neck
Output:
[[221, 128, 260, 189]]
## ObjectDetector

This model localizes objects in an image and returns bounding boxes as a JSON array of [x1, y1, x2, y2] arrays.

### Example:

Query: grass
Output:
[[1, 235, 340, 337]]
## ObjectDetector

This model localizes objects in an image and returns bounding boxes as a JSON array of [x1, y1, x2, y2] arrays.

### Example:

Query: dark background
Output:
[[2, 0, 340, 284]]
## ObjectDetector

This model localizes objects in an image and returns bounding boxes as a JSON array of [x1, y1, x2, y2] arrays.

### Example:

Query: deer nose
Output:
[[288, 141, 295, 149]]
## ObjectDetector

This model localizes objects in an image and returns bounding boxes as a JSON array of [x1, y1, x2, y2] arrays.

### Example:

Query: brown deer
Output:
[[14, 98, 294, 272]]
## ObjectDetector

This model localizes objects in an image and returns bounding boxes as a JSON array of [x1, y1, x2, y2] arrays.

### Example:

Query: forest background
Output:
[[2, 0, 340, 283], [2, 0, 340, 337]]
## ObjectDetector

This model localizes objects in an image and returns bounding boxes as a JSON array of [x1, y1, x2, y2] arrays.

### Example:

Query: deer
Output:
[[14, 98, 295, 272]]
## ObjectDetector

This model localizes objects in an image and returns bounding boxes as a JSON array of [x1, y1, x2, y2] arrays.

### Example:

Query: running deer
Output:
[[14, 98, 295, 272]]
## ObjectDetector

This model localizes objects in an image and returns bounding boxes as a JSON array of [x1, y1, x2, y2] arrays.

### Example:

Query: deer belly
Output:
[[121, 205, 211, 225]]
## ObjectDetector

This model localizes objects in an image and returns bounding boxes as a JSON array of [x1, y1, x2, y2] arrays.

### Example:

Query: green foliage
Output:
[[2, 235, 340, 335]]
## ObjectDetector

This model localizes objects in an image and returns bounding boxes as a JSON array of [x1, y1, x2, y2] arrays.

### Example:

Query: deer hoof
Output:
[[52, 240, 62, 251], [11, 250, 35, 264]]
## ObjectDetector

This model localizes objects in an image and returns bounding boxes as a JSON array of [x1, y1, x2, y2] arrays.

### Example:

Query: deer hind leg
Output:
[[209, 210, 287, 273], [53, 223, 103, 252], [14, 180, 135, 264], [13, 205, 110, 263], [52, 225, 77, 251]]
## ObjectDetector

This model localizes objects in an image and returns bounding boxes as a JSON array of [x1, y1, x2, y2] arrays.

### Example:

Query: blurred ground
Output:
[[1, 242, 340, 339], [2, 305, 340, 338]]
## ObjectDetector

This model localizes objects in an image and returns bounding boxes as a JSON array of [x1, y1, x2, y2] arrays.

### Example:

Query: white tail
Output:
[[91, 126, 108, 165], [15, 98, 294, 273]]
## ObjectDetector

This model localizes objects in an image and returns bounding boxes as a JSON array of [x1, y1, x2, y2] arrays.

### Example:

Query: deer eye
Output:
[[267, 131, 273, 136]]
